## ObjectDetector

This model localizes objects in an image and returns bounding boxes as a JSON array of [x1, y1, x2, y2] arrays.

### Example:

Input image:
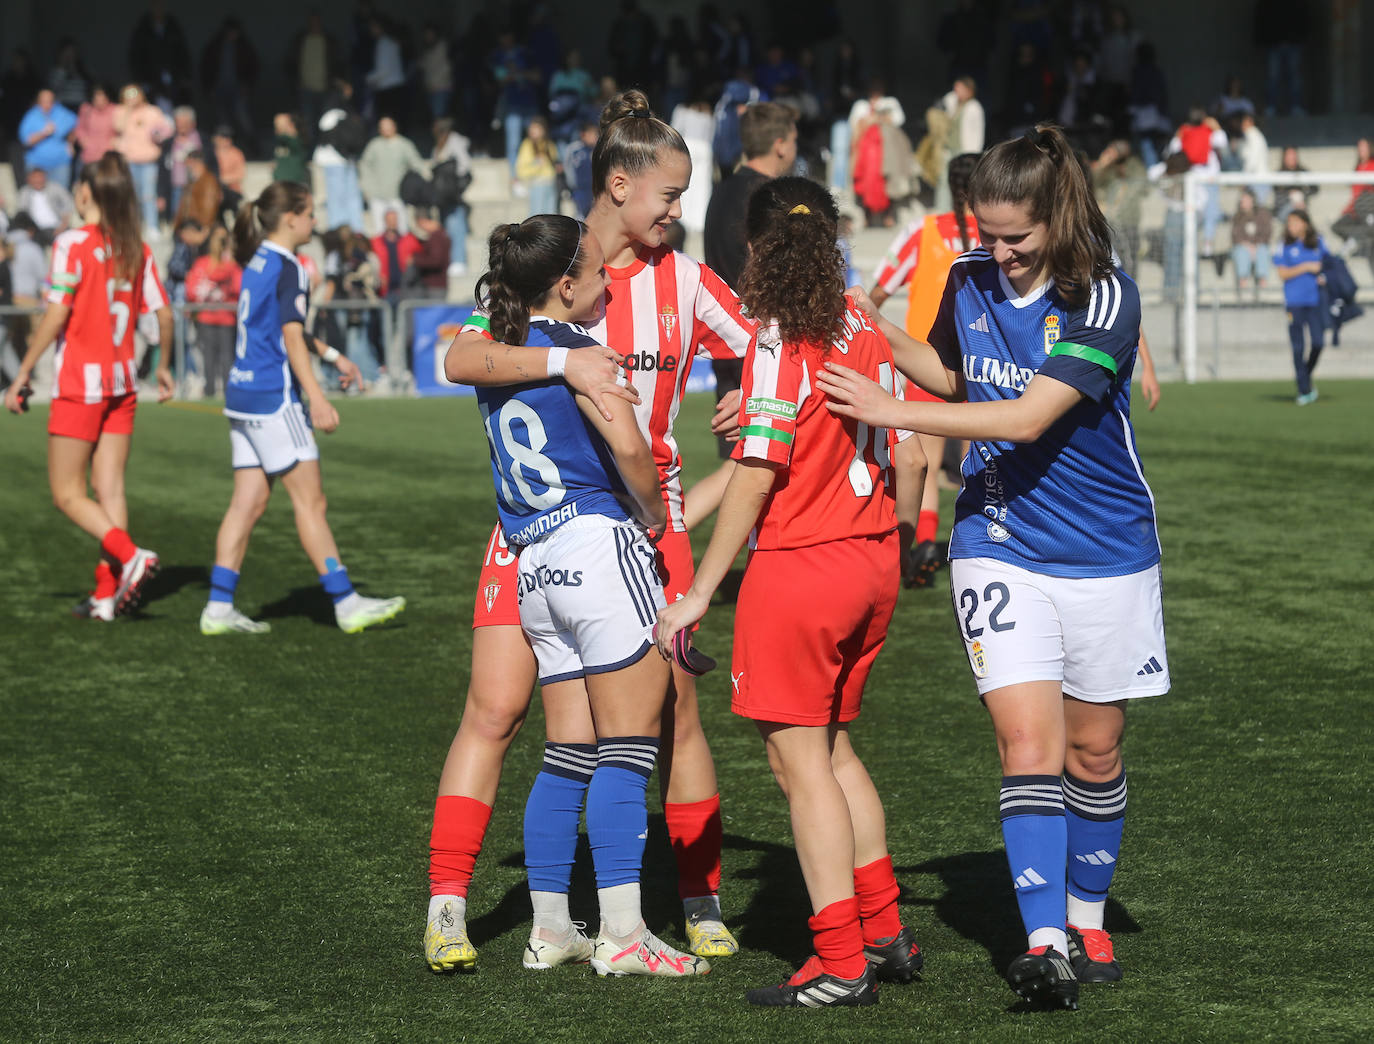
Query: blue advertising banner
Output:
[[412, 305, 476, 397]]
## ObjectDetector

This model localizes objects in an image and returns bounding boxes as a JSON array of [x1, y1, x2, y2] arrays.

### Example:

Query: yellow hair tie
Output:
[[789, 204, 811, 215]]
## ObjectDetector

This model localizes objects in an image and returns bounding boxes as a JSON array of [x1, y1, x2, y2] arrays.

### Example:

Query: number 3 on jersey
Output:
[[482, 399, 566, 512]]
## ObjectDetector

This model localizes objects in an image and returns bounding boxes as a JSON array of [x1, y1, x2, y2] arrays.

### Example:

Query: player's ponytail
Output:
[[477, 214, 590, 345], [737, 176, 846, 347], [233, 181, 312, 266], [969, 123, 1114, 309], [80, 152, 143, 283], [947, 152, 980, 253], [591, 89, 690, 200]]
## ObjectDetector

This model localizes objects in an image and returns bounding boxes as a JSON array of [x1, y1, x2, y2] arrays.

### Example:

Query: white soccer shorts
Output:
[[949, 556, 1169, 702], [228, 402, 320, 476], [516, 515, 664, 685]]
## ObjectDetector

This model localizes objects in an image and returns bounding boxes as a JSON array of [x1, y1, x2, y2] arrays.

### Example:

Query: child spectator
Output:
[[1274, 209, 1329, 405], [564, 122, 598, 219], [186, 223, 241, 397], [1231, 188, 1273, 297], [514, 116, 560, 216]]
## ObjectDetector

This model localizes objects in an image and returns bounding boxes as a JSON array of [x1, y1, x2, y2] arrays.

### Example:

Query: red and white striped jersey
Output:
[[45, 225, 166, 403], [872, 212, 981, 296], [465, 245, 754, 531], [734, 305, 903, 551]]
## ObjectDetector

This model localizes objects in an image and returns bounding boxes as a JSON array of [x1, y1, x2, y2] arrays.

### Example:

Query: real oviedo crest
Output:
[[1043, 314, 1060, 355]]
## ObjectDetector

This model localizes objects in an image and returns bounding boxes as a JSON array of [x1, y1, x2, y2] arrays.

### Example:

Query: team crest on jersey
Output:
[[1043, 314, 1061, 355], [482, 574, 502, 612], [659, 305, 677, 340], [970, 640, 988, 677]]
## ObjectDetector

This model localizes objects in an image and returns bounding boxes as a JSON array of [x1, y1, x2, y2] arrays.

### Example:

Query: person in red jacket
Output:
[[370, 206, 421, 300]]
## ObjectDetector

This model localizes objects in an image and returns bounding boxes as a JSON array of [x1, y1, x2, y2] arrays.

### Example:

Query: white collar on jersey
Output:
[[262, 240, 296, 261], [998, 268, 1054, 309]]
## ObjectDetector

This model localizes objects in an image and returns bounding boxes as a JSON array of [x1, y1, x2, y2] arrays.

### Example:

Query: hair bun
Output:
[[600, 88, 655, 132]]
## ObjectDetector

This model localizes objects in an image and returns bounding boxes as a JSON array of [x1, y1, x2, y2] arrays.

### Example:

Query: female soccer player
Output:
[[424, 89, 751, 972], [4, 151, 173, 620], [198, 181, 403, 636], [1273, 208, 1329, 405], [471, 214, 707, 977], [818, 124, 1168, 1011], [654, 177, 925, 1008], [870, 152, 982, 587]]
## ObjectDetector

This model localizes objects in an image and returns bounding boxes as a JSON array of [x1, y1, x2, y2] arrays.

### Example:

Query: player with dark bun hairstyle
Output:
[[424, 89, 753, 972]]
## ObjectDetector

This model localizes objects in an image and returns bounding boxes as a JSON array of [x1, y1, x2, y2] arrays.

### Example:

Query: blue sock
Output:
[[585, 736, 658, 889], [1064, 769, 1127, 919], [1000, 775, 1067, 948], [319, 557, 354, 604], [524, 743, 597, 893], [209, 565, 239, 604]]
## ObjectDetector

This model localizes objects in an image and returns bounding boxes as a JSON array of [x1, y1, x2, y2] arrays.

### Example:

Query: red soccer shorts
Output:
[[48, 394, 137, 442], [730, 530, 899, 726], [472, 523, 521, 629]]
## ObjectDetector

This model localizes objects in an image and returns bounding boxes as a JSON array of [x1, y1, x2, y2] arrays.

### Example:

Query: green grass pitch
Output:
[[2, 382, 1372, 1042]]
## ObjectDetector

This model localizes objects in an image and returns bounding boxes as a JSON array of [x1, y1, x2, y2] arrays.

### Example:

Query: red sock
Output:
[[916, 510, 939, 545], [808, 896, 867, 980], [664, 793, 722, 899], [429, 796, 493, 898], [94, 561, 118, 600], [854, 855, 902, 945], [99, 527, 137, 567]]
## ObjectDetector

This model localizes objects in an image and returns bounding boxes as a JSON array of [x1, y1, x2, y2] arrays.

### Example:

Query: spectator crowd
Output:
[[0, 1, 1366, 395]]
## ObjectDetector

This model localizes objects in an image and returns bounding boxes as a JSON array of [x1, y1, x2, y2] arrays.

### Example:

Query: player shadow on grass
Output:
[[900, 850, 1140, 982], [255, 585, 408, 629], [55, 564, 208, 618]]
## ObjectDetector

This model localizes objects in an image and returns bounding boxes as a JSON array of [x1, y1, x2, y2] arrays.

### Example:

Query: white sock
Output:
[[204, 601, 234, 618], [334, 591, 362, 618], [530, 890, 572, 935], [1028, 926, 1069, 955], [428, 894, 466, 923], [1066, 895, 1106, 932], [598, 882, 642, 940]]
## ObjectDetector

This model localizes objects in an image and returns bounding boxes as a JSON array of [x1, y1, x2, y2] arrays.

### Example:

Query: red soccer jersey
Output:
[[734, 304, 905, 551], [46, 225, 167, 403], [872, 211, 982, 296], [463, 245, 755, 531]]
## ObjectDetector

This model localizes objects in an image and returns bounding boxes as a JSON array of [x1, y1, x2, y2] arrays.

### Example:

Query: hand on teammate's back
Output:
[[567, 344, 639, 420], [711, 388, 742, 440]]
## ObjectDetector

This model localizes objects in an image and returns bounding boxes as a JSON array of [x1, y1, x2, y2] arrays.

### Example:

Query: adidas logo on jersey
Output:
[[968, 312, 990, 333], [622, 350, 678, 373], [1014, 867, 1048, 890], [1137, 656, 1164, 677]]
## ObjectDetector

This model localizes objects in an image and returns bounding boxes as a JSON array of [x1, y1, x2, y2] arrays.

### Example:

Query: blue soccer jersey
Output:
[[929, 250, 1160, 578], [476, 318, 632, 547], [225, 241, 310, 418]]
